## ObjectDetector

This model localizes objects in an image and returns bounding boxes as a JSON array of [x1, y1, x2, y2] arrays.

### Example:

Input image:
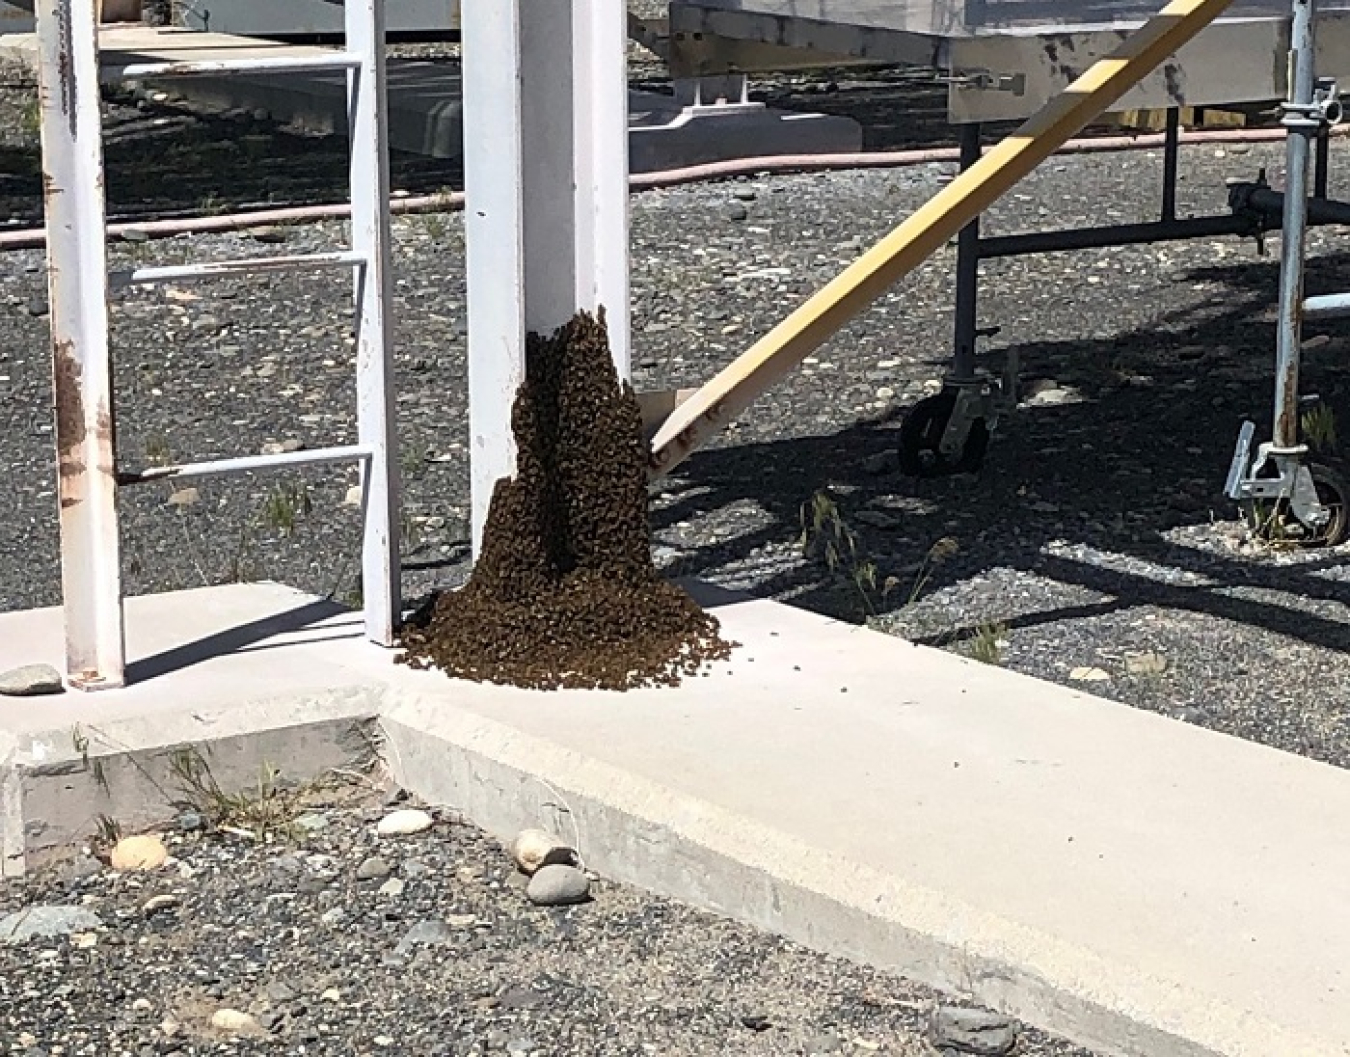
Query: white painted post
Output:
[[36, 0, 126, 690], [346, 0, 402, 644], [572, 0, 632, 378], [462, 0, 631, 556], [462, 0, 526, 558]]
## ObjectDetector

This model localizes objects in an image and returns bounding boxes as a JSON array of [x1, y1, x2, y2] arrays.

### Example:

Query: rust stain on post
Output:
[[52, 340, 86, 451]]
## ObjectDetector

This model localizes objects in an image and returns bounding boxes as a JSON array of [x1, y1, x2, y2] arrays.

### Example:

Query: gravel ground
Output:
[[0, 783, 1096, 1057], [2, 83, 1348, 767], [1, 35, 1349, 1056]]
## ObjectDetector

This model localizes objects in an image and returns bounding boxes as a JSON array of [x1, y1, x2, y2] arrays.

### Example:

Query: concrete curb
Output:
[[377, 692, 1317, 1057], [3, 583, 1348, 1057], [4, 687, 380, 876]]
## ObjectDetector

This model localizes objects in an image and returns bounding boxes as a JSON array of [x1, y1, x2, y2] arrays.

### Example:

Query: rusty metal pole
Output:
[[1272, 0, 1317, 451], [35, 0, 126, 690]]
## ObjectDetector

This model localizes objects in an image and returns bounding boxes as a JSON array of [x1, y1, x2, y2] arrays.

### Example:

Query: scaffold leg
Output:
[[647, 0, 1237, 478]]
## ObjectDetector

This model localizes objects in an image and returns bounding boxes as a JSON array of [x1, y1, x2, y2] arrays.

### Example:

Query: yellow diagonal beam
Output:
[[648, 0, 1236, 477]]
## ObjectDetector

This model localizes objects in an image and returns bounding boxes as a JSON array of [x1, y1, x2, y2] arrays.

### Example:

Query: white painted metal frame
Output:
[[36, 0, 125, 691], [461, 0, 631, 556], [33, 0, 401, 690]]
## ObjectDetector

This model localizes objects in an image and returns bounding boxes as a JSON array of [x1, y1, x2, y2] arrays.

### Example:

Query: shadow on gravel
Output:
[[0, 93, 464, 225], [653, 250, 1350, 655]]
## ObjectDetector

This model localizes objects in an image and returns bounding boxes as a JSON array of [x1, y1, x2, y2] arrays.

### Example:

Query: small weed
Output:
[[905, 536, 961, 606], [71, 724, 110, 794], [143, 434, 173, 467], [966, 621, 1007, 666], [168, 745, 298, 842], [799, 489, 879, 619], [225, 520, 259, 583], [1302, 403, 1338, 454], [400, 445, 427, 481], [92, 814, 123, 851], [420, 211, 450, 242], [197, 190, 226, 216], [19, 94, 40, 137], [401, 513, 423, 553], [262, 480, 313, 538]]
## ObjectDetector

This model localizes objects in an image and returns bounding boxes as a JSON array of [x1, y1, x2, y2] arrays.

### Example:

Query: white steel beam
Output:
[[462, 0, 631, 556], [346, 0, 402, 645], [36, 0, 126, 691]]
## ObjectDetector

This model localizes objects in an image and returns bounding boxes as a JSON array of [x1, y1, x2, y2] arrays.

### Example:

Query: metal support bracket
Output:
[[946, 69, 1028, 96], [1226, 422, 1332, 529], [1280, 77, 1344, 129], [939, 338, 1019, 458]]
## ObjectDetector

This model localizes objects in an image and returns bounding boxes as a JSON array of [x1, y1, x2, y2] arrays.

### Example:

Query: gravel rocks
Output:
[[0, 904, 101, 943], [0, 794, 1094, 1056], [375, 807, 434, 836]]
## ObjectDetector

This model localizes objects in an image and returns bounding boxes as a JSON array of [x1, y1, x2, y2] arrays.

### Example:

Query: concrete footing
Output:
[[0, 26, 863, 170], [3, 581, 1349, 1057]]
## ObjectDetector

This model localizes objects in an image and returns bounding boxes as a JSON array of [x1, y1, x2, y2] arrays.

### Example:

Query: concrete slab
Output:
[[0, 583, 382, 877], [0, 26, 862, 170], [2, 581, 1348, 1057]]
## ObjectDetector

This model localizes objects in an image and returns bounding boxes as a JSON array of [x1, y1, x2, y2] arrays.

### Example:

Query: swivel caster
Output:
[[1244, 461, 1350, 547], [897, 387, 990, 478]]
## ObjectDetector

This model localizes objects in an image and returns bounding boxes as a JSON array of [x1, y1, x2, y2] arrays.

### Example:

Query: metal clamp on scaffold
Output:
[[1281, 78, 1344, 129]]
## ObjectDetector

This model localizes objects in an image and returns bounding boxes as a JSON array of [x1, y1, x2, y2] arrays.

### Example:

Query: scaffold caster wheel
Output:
[[1245, 462, 1350, 547], [897, 389, 989, 478]]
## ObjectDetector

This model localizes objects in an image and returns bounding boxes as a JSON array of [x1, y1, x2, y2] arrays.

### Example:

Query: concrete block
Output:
[[4, 581, 1350, 1057], [0, 28, 862, 170]]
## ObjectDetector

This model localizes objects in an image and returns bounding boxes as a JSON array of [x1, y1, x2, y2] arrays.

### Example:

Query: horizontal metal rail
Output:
[[977, 194, 1350, 259], [118, 444, 372, 485], [1244, 187, 1350, 227], [976, 216, 1256, 258], [109, 251, 365, 287], [1303, 292, 1350, 319], [112, 53, 360, 81]]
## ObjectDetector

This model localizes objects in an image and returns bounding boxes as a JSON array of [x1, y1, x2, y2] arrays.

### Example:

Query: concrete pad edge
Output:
[[378, 692, 1322, 1057]]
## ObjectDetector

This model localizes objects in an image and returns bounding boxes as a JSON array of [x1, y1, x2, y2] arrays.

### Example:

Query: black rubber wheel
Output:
[[897, 389, 990, 478], [1245, 462, 1350, 547]]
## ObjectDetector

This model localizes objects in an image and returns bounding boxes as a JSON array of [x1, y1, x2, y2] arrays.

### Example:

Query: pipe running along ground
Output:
[[0, 124, 1339, 253]]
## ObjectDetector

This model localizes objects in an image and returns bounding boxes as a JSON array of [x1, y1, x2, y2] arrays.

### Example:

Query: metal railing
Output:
[[33, 0, 401, 690]]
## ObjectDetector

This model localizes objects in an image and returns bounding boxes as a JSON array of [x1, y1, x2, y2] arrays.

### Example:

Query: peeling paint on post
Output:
[[36, 0, 126, 690]]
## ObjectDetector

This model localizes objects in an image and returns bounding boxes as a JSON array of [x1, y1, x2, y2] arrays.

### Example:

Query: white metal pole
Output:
[[36, 0, 126, 690], [572, 0, 631, 379], [462, 0, 632, 555], [346, 0, 402, 644], [462, 0, 526, 557]]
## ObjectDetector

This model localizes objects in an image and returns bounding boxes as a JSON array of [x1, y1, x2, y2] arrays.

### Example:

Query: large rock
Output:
[[375, 808, 434, 837], [110, 834, 168, 872], [509, 828, 578, 876], [525, 864, 591, 907], [0, 664, 64, 697], [0, 904, 102, 943], [929, 1006, 1020, 1056]]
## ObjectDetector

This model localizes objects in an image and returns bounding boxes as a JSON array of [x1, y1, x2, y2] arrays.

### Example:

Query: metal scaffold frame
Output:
[[35, 0, 400, 691], [34, 0, 1346, 690]]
